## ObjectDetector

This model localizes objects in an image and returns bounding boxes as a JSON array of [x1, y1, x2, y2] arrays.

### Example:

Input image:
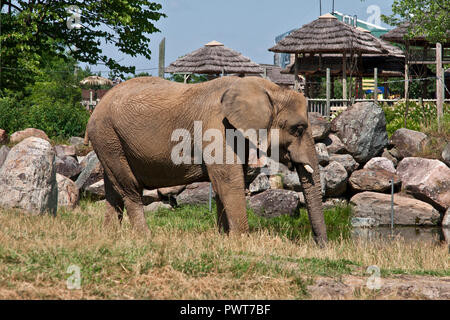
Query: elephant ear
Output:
[[220, 81, 273, 131]]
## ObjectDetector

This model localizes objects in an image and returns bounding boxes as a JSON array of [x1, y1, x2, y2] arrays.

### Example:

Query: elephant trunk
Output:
[[296, 162, 327, 246]]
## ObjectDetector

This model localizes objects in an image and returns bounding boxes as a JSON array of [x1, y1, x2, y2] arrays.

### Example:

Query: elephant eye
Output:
[[290, 125, 304, 137]]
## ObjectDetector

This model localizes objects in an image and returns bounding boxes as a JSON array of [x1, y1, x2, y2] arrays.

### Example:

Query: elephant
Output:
[[87, 76, 327, 244]]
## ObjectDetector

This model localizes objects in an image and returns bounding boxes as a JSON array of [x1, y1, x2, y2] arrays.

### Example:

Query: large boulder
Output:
[[248, 173, 271, 194], [350, 192, 440, 226], [176, 182, 215, 206], [0, 129, 8, 144], [75, 151, 103, 190], [389, 128, 428, 159], [442, 142, 450, 166], [331, 102, 388, 163], [54, 145, 76, 158], [396, 157, 450, 211], [329, 154, 359, 174], [9, 128, 50, 144], [381, 149, 398, 167], [248, 189, 299, 218], [315, 143, 329, 166], [349, 168, 401, 193], [364, 157, 396, 174], [55, 156, 82, 179], [144, 201, 173, 212], [321, 161, 348, 197], [0, 145, 10, 168], [56, 173, 79, 209], [309, 112, 331, 141], [0, 137, 57, 214], [323, 133, 346, 154]]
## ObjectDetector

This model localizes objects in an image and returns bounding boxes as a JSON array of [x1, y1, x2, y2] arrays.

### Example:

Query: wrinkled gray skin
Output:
[[87, 76, 327, 244]]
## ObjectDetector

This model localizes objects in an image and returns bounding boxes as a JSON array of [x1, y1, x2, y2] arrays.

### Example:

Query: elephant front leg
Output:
[[208, 164, 249, 234]]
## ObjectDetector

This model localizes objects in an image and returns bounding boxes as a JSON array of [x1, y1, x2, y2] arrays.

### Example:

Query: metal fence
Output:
[[307, 98, 450, 117]]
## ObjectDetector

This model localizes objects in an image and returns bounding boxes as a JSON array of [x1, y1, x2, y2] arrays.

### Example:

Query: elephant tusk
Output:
[[304, 164, 314, 174]]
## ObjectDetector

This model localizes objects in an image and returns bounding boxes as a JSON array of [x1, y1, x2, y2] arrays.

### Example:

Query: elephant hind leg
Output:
[[103, 174, 124, 230]]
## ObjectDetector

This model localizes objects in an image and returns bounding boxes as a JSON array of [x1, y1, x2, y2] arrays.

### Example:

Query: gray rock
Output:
[[0, 137, 57, 215], [315, 143, 329, 166], [56, 173, 79, 209], [75, 151, 103, 190], [442, 208, 450, 228], [0, 145, 10, 168], [158, 185, 186, 198], [396, 157, 450, 211], [442, 142, 450, 166], [330, 102, 388, 163], [321, 161, 348, 197], [281, 166, 302, 192], [176, 182, 215, 206], [143, 189, 160, 205], [351, 217, 379, 228], [69, 136, 85, 146], [309, 112, 331, 141], [329, 154, 359, 174], [55, 155, 82, 179], [323, 133, 346, 154], [382, 148, 398, 167], [349, 168, 401, 193], [144, 201, 172, 212], [364, 157, 396, 174], [390, 128, 428, 159], [249, 173, 271, 194], [248, 189, 299, 218], [54, 145, 76, 158], [350, 191, 440, 226], [85, 179, 105, 200]]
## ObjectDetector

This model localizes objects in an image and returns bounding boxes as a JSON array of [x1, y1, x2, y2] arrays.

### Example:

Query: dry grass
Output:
[[0, 202, 448, 300]]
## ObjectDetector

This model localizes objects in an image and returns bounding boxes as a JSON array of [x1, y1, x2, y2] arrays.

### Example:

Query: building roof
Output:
[[166, 41, 263, 75], [261, 64, 296, 86], [381, 22, 450, 46], [269, 13, 386, 54]]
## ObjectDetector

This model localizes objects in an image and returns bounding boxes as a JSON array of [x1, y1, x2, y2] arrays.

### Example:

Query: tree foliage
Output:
[[382, 0, 450, 43], [1, 1, 165, 92]]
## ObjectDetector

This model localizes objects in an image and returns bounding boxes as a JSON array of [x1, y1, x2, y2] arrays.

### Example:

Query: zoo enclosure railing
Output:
[[307, 98, 450, 117]]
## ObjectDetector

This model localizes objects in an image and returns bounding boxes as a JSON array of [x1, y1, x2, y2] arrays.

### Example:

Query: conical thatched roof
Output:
[[269, 13, 385, 54], [80, 76, 113, 87], [381, 22, 450, 46], [356, 27, 404, 57], [165, 41, 263, 75]]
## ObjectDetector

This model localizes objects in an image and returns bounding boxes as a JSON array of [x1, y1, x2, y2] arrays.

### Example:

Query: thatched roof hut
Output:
[[80, 76, 113, 87], [381, 22, 450, 46], [165, 41, 263, 75], [269, 14, 385, 54]]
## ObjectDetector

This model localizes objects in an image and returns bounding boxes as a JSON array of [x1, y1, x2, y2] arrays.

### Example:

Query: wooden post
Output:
[[158, 37, 166, 78], [342, 52, 347, 103], [331, 76, 335, 99], [383, 77, 389, 99], [374, 67, 378, 103], [326, 68, 331, 119], [404, 43, 410, 100], [436, 42, 443, 129], [294, 54, 301, 92]]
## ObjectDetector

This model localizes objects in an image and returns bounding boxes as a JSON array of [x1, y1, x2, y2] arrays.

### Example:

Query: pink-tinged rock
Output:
[[364, 157, 396, 174], [442, 208, 449, 228], [10, 128, 50, 144], [321, 161, 348, 197], [176, 182, 215, 206], [315, 143, 330, 166], [158, 185, 186, 198], [396, 157, 450, 211], [349, 168, 401, 193], [54, 145, 76, 158], [85, 179, 105, 200], [56, 173, 79, 209], [248, 189, 299, 218], [0, 137, 57, 215], [350, 192, 440, 226], [143, 189, 160, 205], [324, 133, 346, 154], [0, 129, 8, 144], [0, 145, 10, 168], [309, 112, 331, 141], [389, 128, 428, 158]]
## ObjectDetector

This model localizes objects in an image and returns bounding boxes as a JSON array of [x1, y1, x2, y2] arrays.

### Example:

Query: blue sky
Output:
[[85, 0, 396, 76]]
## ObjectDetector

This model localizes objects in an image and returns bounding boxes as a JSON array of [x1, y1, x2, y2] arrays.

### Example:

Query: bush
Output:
[[382, 102, 449, 137]]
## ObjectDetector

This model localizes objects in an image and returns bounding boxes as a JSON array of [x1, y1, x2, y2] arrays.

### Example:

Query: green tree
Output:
[[382, 0, 450, 43], [1, 1, 166, 92]]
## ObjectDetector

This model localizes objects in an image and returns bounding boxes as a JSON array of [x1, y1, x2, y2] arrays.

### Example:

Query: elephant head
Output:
[[221, 77, 327, 245]]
